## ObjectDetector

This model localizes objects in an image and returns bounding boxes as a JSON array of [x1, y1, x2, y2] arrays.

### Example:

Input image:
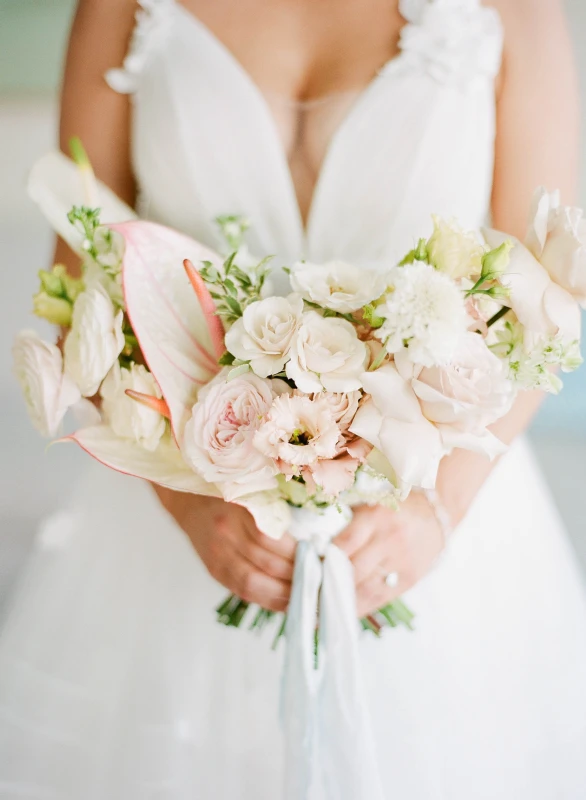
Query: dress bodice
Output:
[[106, 0, 503, 290]]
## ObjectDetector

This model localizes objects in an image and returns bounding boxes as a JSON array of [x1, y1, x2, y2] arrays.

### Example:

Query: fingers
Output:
[[244, 520, 297, 561], [236, 531, 295, 582], [351, 533, 392, 587], [227, 556, 291, 613], [334, 508, 378, 558]]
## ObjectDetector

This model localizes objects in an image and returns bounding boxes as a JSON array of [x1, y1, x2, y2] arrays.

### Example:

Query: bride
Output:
[[2, 0, 586, 797]]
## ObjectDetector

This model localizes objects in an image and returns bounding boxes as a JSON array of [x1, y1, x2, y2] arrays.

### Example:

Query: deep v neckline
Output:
[[173, 2, 410, 243]]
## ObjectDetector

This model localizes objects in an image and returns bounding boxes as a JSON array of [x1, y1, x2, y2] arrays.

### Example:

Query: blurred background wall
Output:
[[1, 0, 585, 610]]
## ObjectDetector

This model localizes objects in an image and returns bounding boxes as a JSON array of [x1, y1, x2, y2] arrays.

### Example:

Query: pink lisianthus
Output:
[[304, 436, 372, 497], [182, 370, 286, 501], [253, 393, 340, 472]]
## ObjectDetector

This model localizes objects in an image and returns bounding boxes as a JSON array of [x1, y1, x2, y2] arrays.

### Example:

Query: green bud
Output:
[[61, 271, 84, 302], [38, 264, 84, 303], [484, 284, 511, 300], [33, 291, 72, 326], [481, 240, 513, 281], [399, 238, 428, 266], [362, 303, 386, 328], [38, 268, 65, 297]]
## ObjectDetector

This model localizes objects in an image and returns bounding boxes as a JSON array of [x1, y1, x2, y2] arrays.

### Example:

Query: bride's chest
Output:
[[177, 0, 405, 102], [114, 0, 504, 273]]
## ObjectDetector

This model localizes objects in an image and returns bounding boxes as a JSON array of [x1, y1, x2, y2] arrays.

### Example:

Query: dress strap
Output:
[[105, 0, 175, 94], [393, 0, 503, 86]]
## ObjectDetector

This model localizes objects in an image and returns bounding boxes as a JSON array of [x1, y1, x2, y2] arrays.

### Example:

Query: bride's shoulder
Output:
[[483, 0, 569, 33], [69, 0, 138, 65]]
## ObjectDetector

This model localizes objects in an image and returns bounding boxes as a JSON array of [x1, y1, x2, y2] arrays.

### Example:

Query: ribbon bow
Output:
[[281, 507, 386, 800]]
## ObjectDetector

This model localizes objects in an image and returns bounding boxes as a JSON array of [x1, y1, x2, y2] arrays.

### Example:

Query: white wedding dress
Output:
[[2, 1, 586, 797]]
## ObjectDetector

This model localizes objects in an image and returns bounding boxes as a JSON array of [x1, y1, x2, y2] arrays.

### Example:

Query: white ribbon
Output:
[[281, 507, 386, 800]]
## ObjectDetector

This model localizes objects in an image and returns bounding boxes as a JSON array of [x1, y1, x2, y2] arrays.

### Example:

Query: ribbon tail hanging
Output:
[[281, 540, 323, 800], [317, 544, 386, 800]]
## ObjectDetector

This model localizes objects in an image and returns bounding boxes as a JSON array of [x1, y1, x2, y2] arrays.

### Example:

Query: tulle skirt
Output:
[[1, 438, 586, 799]]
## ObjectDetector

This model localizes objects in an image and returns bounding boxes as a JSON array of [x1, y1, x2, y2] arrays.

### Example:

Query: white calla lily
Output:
[[28, 151, 137, 254]]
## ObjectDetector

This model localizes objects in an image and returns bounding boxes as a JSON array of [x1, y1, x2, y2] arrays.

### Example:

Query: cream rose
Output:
[[528, 190, 586, 308], [182, 371, 281, 500], [64, 284, 125, 396], [253, 393, 340, 469], [289, 260, 387, 312], [101, 363, 167, 452], [224, 294, 303, 377], [427, 216, 485, 280], [286, 311, 368, 392], [12, 330, 81, 437], [395, 334, 513, 457], [483, 228, 581, 345]]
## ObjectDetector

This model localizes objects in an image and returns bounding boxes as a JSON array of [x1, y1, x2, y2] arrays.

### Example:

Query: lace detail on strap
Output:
[[386, 0, 503, 87], [105, 0, 175, 94]]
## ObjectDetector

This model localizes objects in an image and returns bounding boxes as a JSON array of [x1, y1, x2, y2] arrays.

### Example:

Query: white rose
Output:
[[286, 311, 369, 392], [349, 364, 444, 489], [395, 334, 513, 457], [12, 330, 81, 437], [253, 393, 340, 468], [426, 216, 485, 279], [290, 260, 387, 312], [224, 294, 303, 377], [64, 284, 125, 396], [101, 363, 166, 451], [182, 371, 281, 501], [526, 189, 586, 309]]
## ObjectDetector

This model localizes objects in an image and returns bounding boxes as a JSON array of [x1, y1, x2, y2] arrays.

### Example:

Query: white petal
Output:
[[67, 425, 221, 495], [28, 151, 136, 254], [436, 424, 507, 459], [235, 493, 292, 539]]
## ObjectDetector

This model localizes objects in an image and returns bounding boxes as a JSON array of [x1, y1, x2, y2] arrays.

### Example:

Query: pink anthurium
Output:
[[64, 425, 221, 496], [113, 220, 225, 439], [183, 259, 226, 360], [125, 389, 171, 419]]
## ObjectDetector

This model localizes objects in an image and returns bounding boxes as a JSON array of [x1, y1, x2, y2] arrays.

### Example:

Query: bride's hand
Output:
[[155, 488, 296, 612], [335, 493, 445, 617]]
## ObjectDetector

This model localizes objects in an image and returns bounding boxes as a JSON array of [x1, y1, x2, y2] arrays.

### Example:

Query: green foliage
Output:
[[200, 251, 274, 324]]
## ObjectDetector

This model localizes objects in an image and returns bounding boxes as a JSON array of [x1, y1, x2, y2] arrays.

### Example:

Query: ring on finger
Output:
[[382, 570, 399, 589]]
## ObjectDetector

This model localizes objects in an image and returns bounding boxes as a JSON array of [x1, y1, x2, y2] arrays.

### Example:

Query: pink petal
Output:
[[125, 389, 171, 419], [309, 454, 361, 496], [113, 220, 223, 439], [184, 259, 226, 360]]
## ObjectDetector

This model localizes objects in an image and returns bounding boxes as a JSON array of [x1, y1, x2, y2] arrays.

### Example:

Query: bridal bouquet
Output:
[[14, 144, 584, 645]]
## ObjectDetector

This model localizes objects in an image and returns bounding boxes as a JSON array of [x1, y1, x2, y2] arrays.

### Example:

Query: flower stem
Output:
[[486, 305, 510, 328]]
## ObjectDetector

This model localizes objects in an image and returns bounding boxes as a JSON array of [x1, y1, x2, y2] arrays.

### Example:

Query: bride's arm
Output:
[[441, 0, 580, 523], [55, 0, 295, 612], [338, 0, 580, 616]]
